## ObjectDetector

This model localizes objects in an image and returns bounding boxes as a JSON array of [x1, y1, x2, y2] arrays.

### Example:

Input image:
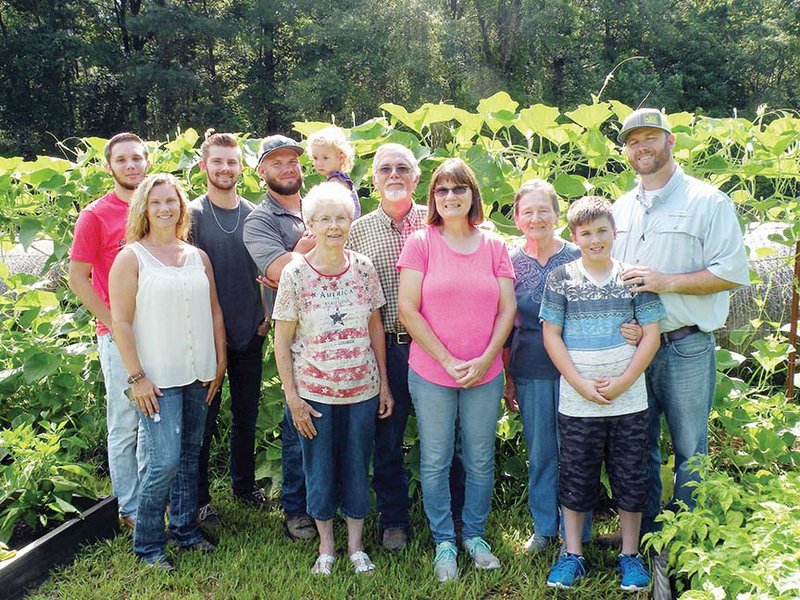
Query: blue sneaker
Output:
[[617, 553, 651, 591], [546, 553, 587, 589]]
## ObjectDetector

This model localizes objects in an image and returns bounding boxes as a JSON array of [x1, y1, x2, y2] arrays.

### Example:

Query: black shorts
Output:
[[558, 410, 649, 513]]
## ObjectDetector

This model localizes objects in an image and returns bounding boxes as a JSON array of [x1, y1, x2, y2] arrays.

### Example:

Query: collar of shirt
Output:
[[266, 192, 303, 219], [375, 203, 426, 233], [635, 165, 685, 211]]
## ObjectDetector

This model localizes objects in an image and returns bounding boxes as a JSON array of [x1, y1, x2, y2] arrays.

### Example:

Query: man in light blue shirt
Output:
[[612, 109, 749, 536]]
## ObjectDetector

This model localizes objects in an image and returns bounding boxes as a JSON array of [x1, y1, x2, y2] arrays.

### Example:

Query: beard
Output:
[[382, 187, 412, 203], [208, 172, 239, 191], [266, 174, 302, 196], [111, 170, 141, 191], [631, 139, 671, 176]]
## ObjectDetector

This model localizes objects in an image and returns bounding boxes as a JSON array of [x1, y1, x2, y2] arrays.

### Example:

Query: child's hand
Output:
[[575, 377, 612, 405], [596, 376, 630, 401], [294, 230, 316, 254]]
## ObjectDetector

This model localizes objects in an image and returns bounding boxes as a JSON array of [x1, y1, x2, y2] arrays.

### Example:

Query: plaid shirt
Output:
[[346, 203, 427, 334]]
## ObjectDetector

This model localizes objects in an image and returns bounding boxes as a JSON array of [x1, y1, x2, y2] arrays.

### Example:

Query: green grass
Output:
[[28, 487, 651, 600]]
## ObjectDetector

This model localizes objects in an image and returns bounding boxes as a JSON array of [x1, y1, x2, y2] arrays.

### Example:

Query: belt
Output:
[[386, 332, 411, 345], [660, 325, 701, 346]]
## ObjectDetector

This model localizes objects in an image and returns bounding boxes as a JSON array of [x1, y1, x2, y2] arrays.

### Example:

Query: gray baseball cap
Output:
[[257, 135, 304, 164], [618, 108, 672, 143]]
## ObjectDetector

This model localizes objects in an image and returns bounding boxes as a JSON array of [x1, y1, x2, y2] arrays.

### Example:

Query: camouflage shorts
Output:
[[558, 409, 649, 513]]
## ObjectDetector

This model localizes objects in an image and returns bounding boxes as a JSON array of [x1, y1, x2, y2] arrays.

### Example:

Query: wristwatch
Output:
[[127, 370, 145, 385]]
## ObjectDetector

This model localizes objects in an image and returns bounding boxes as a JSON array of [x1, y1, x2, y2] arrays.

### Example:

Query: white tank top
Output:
[[129, 242, 217, 388]]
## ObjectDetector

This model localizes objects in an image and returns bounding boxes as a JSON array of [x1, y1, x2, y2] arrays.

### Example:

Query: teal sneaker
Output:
[[523, 533, 555, 554], [617, 553, 651, 591], [463, 536, 500, 570], [546, 553, 587, 589], [433, 541, 458, 582]]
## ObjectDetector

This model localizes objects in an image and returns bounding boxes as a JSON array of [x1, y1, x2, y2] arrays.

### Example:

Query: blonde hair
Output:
[[303, 182, 355, 224], [307, 127, 355, 173], [126, 173, 191, 242]]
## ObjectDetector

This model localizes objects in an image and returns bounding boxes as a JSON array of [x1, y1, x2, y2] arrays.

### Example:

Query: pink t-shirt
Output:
[[69, 191, 128, 336], [397, 226, 515, 387]]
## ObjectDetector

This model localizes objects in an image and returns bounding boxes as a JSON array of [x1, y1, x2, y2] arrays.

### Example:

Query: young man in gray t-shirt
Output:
[[190, 132, 270, 525]]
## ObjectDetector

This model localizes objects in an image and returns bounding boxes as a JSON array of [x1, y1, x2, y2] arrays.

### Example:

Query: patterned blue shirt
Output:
[[540, 259, 666, 417], [508, 242, 580, 380]]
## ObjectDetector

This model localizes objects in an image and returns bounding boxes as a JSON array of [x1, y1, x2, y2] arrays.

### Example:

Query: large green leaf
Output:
[[17, 218, 41, 249], [380, 103, 423, 133], [476, 91, 519, 116], [22, 352, 60, 383], [515, 104, 560, 137], [291, 121, 337, 138], [565, 102, 612, 130], [553, 173, 589, 198]]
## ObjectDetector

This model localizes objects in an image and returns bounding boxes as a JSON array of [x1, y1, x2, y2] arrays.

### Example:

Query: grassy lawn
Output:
[[29, 486, 651, 600]]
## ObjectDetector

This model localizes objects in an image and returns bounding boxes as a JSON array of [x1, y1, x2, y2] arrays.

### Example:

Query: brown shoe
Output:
[[120, 516, 135, 529], [284, 514, 317, 540], [596, 530, 622, 548], [381, 528, 408, 550]]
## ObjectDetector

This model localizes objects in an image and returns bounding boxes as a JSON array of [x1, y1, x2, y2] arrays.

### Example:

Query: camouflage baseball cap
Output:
[[618, 108, 672, 143]]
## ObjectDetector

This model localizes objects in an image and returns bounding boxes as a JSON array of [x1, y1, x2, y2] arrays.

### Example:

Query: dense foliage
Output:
[[1, 97, 798, 596], [1, 0, 800, 157]]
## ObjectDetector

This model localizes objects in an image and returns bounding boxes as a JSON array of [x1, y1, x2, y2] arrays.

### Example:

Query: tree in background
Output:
[[1, 0, 798, 157]]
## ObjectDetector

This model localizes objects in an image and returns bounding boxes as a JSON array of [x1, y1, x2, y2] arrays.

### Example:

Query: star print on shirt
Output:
[[330, 310, 347, 325]]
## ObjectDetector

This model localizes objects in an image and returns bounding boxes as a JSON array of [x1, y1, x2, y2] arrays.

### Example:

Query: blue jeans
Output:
[[642, 331, 716, 534], [298, 397, 378, 521], [373, 339, 464, 532], [281, 407, 307, 515], [198, 332, 265, 504], [409, 368, 503, 545], [97, 334, 146, 519], [134, 380, 208, 563], [516, 378, 591, 542]]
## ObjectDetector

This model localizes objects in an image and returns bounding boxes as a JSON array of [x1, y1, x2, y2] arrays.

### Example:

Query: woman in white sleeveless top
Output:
[[109, 173, 226, 570]]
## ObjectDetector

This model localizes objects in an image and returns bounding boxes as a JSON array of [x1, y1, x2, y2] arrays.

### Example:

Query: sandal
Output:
[[349, 550, 375, 575], [311, 553, 335, 576]]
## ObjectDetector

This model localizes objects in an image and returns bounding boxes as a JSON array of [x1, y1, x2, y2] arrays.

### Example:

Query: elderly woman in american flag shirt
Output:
[[273, 182, 393, 577]]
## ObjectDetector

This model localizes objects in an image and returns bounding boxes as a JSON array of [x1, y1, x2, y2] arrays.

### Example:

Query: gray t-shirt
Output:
[[242, 193, 306, 315], [189, 194, 263, 351]]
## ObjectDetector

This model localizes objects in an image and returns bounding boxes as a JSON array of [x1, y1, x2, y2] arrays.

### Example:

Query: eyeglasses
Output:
[[376, 164, 412, 176], [312, 215, 350, 227], [433, 185, 470, 198]]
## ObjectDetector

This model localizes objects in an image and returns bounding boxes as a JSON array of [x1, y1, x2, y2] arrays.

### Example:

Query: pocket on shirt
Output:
[[651, 216, 703, 271]]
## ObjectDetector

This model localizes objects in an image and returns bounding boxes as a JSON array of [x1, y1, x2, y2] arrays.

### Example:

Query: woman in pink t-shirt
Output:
[[397, 158, 516, 582]]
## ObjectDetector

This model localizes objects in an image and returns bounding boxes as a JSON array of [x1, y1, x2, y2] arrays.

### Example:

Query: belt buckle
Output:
[[395, 332, 411, 345]]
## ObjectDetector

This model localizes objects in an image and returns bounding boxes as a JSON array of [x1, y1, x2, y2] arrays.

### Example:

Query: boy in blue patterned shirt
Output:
[[540, 196, 666, 591]]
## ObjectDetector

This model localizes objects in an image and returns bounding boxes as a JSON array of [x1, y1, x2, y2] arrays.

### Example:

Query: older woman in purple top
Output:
[[502, 180, 588, 554], [504, 180, 641, 553]]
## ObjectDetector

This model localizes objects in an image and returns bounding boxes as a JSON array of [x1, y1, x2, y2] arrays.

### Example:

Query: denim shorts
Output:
[[298, 396, 378, 521], [558, 409, 649, 513]]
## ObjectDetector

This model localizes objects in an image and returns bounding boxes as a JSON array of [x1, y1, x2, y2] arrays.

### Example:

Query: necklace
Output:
[[208, 194, 241, 234]]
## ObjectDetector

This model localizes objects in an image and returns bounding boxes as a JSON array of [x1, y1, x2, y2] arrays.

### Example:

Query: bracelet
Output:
[[127, 370, 145, 385]]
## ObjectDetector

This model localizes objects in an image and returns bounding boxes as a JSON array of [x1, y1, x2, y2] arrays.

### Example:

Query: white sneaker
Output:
[[433, 541, 458, 582], [463, 536, 500, 570]]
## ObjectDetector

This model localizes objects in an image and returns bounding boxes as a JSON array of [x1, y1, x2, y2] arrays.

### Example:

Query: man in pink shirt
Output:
[[68, 133, 150, 527]]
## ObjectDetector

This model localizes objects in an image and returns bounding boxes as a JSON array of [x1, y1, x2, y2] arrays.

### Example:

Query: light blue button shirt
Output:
[[612, 166, 749, 333]]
